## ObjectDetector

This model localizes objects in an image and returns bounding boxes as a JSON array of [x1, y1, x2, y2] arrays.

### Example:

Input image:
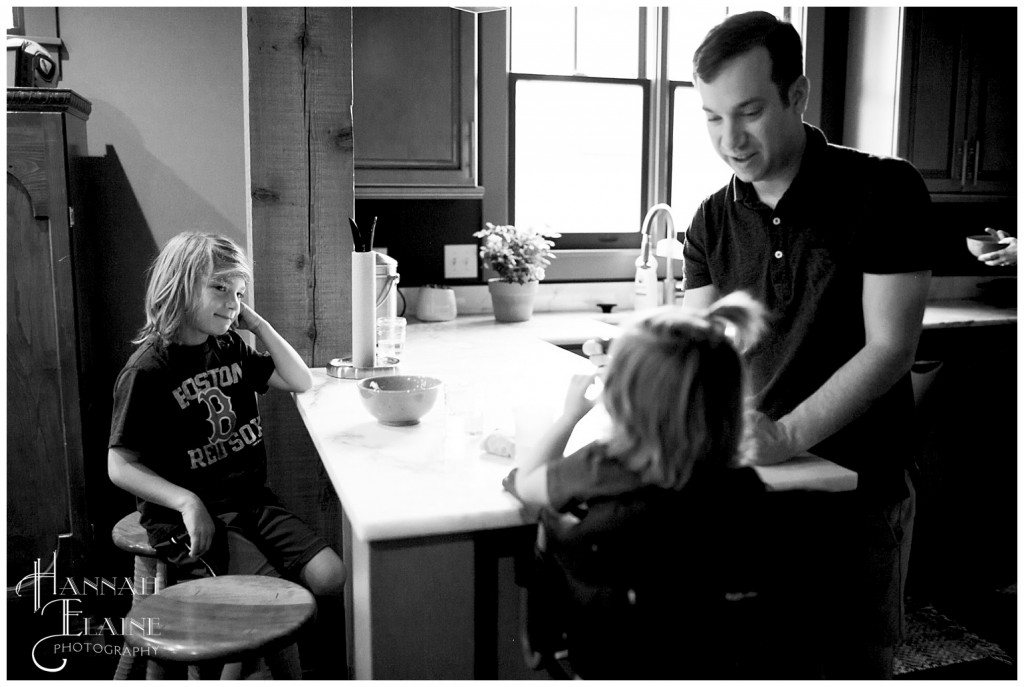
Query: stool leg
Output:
[[113, 647, 137, 680], [266, 643, 303, 679], [114, 556, 170, 680]]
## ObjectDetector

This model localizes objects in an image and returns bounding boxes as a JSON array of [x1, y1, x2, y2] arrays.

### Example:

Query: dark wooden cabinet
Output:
[[352, 7, 482, 199], [7, 88, 94, 580], [896, 8, 1016, 197]]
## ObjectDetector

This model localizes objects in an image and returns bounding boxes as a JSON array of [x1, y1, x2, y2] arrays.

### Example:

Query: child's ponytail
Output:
[[703, 291, 766, 355]]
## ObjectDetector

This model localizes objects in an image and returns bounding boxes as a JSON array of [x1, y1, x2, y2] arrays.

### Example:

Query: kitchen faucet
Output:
[[640, 203, 685, 306]]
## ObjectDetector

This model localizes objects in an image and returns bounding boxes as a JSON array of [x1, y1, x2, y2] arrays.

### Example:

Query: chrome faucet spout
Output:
[[640, 203, 683, 305]]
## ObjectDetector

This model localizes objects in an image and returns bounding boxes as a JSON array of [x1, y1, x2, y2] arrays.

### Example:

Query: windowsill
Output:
[[354, 184, 485, 199]]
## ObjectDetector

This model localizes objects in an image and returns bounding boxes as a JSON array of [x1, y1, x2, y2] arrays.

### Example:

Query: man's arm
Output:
[[680, 284, 720, 311], [747, 271, 931, 464]]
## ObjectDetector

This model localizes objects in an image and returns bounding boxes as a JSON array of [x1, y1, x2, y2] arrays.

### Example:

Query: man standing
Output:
[[682, 11, 931, 678]]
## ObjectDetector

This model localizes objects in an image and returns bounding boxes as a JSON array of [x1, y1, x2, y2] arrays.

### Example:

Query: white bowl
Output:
[[966, 234, 1003, 257], [357, 375, 442, 426]]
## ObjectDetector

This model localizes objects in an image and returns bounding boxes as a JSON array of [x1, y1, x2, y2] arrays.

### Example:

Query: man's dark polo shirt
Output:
[[683, 124, 931, 504]]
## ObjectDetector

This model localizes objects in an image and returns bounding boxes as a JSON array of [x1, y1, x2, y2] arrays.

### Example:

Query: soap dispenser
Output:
[[633, 233, 659, 311]]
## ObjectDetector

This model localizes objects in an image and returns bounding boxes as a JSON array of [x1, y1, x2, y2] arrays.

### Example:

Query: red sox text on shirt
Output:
[[170, 362, 264, 469]]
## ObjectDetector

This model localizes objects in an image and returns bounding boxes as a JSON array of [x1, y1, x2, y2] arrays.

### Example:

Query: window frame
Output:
[[490, 7, 819, 281], [508, 72, 651, 250]]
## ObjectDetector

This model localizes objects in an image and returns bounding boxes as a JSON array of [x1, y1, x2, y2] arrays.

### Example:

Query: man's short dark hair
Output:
[[692, 11, 804, 105]]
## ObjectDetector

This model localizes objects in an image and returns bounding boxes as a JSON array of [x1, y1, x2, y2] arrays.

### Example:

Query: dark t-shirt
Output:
[[683, 124, 931, 504], [109, 331, 277, 540]]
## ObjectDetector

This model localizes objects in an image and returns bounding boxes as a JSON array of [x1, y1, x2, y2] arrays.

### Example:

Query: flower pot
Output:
[[487, 279, 539, 322]]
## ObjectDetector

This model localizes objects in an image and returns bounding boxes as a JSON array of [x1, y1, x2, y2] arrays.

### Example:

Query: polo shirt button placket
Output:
[[769, 215, 790, 301]]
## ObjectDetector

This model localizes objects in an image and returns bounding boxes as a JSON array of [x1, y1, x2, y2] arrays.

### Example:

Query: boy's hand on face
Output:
[[235, 301, 266, 334]]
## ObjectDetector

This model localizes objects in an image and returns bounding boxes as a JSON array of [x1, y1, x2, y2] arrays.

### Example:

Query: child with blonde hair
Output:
[[505, 292, 786, 679], [508, 291, 765, 505], [108, 232, 345, 677]]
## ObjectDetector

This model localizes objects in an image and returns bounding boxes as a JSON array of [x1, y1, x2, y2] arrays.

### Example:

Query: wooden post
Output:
[[245, 7, 354, 553]]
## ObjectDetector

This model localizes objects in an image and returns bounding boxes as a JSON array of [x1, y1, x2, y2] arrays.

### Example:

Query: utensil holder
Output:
[[352, 251, 376, 368]]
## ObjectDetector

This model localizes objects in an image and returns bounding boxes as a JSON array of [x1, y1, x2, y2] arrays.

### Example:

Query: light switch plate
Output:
[[444, 244, 477, 279]]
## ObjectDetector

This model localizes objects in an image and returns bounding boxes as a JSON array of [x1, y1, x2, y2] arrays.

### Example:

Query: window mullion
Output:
[[647, 7, 672, 213], [573, 7, 579, 75]]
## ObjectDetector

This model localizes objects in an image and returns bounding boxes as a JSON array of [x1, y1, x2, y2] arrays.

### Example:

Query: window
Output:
[[509, 6, 804, 250], [8, 7, 25, 34]]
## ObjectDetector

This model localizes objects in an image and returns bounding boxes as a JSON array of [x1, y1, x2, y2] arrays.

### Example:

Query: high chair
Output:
[[515, 467, 799, 679]]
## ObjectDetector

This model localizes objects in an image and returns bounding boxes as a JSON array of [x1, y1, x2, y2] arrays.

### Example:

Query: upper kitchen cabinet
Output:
[[353, 7, 483, 199], [843, 7, 1016, 200], [897, 8, 1015, 197]]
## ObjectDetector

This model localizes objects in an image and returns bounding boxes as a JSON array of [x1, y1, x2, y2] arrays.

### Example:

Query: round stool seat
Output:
[[112, 511, 157, 556], [124, 575, 316, 664]]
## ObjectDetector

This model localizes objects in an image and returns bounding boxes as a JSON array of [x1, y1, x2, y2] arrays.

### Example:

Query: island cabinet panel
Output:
[[352, 7, 482, 198], [349, 524, 540, 680], [908, 323, 1017, 603], [897, 8, 1016, 197], [7, 88, 95, 579]]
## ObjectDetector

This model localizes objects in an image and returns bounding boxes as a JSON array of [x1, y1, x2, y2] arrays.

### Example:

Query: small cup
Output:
[[376, 316, 406, 361]]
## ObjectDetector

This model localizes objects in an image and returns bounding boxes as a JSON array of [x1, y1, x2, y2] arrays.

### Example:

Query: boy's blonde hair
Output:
[[601, 292, 765, 490], [135, 232, 252, 344]]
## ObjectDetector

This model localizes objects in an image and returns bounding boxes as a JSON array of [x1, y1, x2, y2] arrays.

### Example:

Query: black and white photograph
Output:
[[6, 3, 1017, 680]]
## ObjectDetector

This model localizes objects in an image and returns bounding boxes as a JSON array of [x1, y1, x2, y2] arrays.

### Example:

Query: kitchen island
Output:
[[293, 312, 862, 678]]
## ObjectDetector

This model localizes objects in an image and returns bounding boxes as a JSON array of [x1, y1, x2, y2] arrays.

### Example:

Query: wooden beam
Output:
[[245, 7, 354, 563]]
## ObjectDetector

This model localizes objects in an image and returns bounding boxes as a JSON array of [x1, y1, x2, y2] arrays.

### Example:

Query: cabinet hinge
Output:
[[68, 206, 75, 228]]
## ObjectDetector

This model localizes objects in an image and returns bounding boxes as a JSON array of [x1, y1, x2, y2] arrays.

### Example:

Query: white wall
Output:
[[56, 6, 247, 248], [842, 7, 901, 157]]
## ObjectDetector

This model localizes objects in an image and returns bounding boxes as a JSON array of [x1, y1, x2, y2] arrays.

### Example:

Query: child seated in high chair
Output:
[[503, 292, 788, 679], [108, 232, 345, 678]]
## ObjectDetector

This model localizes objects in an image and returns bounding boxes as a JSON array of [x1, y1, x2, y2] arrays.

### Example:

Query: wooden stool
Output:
[[124, 575, 316, 678], [112, 512, 171, 679]]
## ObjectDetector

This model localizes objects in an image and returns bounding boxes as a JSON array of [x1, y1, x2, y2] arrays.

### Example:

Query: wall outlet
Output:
[[444, 244, 478, 279]]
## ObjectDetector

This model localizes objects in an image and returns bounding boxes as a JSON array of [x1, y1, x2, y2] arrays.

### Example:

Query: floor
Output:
[[894, 586, 1016, 680]]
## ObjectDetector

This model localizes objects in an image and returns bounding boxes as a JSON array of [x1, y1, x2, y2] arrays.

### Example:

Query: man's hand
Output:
[[740, 409, 798, 466], [980, 228, 1018, 267]]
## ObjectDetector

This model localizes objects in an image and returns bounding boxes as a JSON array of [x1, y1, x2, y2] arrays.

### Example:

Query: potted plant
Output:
[[473, 222, 559, 322]]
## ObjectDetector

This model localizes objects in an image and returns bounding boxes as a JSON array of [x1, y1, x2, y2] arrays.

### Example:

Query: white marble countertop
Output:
[[921, 298, 1016, 329], [294, 313, 861, 542], [294, 320, 595, 542]]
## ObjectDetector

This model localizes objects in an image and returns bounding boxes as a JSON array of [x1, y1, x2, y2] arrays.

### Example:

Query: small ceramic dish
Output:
[[966, 234, 1003, 257]]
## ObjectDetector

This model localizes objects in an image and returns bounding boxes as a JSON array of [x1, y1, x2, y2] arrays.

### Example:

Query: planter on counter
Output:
[[487, 278, 538, 322]]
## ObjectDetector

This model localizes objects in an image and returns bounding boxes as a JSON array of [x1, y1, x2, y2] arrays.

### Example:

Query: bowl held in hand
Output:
[[966, 234, 1003, 257]]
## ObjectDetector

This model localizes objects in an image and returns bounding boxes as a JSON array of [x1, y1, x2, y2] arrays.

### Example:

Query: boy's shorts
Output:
[[155, 492, 330, 581]]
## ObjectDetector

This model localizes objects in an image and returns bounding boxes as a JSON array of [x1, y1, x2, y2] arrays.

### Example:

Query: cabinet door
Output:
[[6, 113, 78, 580], [962, 9, 1016, 194], [898, 8, 1016, 196], [897, 9, 971, 193], [353, 7, 481, 198]]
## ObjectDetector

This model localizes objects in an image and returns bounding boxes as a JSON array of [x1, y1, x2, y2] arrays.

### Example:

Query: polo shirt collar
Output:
[[730, 123, 829, 210]]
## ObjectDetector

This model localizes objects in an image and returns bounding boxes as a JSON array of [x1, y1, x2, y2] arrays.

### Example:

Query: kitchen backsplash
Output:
[[396, 275, 1014, 319], [357, 195, 1017, 289]]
